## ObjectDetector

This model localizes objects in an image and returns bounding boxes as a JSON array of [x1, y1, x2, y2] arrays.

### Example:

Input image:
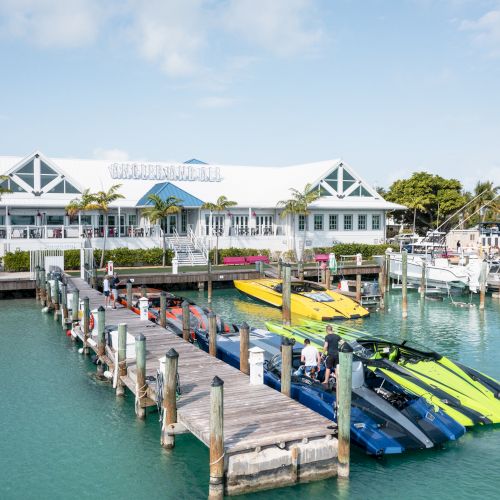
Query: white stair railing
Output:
[[188, 226, 209, 262]]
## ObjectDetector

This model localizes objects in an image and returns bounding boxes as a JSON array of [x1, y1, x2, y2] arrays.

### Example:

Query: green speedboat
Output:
[[265, 320, 500, 427]]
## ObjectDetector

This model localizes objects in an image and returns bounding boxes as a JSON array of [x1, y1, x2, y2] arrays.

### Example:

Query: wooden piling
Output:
[[282, 264, 291, 326], [385, 253, 391, 292], [277, 258, 283, 279], [298, 261, 304, 280], [208, 311, 217, 357], [126, 280, 133, 309], [209, 376, 224, 500], [135, 333, 147, 419], [91, 269, 97, 289], [159, 290, 167, 328], [53, 278, 60, 316], [61, 283, 68, 322], [420, 260, 426, 298], [161, 348, 179, 449], [402, 250, 408, 319], [207, 262, 213, 304], [46, 278, 52, 309], [83, 297, 90, 354], [325, 268, 331, 290], [182, 300, 190, 341], [280, 338, 292, 397], [378, 266, 385, 310], [337, 342, 353, 479], [96, 306, 106, 379], [141, 284, 147, 297], [480, 260, 487, 311], [355, 274, 362, 302], [71, 288, 79, 322], [258, 260, 264, 277], [239, 322, 250, 375], [35, 266, 40, 301], [39, 268, 46, 306], [116, 323, 127, 397]]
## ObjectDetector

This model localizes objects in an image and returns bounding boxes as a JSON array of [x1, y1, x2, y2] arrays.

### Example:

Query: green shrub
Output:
[[313, 243, 398, 260], [3, 251, 30, 271]]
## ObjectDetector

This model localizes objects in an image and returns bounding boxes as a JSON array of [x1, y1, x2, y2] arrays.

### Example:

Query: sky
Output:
[[1, 0, 500, 190]]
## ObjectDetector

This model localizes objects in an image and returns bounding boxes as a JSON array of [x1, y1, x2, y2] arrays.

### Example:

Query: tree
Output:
[[84, 185, 124, 268], [142, 194, 183, 267], [0, 175, 11, 201], [385, 172, 467, 235], [65, 189, 94, 219], [278, 183, 320, 261], [462, 181, 499, 227], [201, 195, 237, 265]]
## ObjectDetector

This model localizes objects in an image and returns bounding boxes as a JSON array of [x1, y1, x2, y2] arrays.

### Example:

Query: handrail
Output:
[[188, 226, 209, 261]]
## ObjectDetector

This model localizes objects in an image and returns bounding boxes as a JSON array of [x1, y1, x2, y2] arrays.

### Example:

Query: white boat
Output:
[[375, 253, 485, 293]]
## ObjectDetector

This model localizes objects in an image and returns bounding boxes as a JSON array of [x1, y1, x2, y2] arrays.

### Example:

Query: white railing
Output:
[[188, 226, 209, 261]]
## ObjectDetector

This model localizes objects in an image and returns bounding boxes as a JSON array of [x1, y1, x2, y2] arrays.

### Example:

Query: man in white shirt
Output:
[[103, 275, 111, 308], [294, 338, 321, 378]]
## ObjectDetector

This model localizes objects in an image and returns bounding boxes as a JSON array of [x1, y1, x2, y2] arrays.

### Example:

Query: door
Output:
[[232, 215, 249, 235], [256, 215, 273, 235], [168, 214, 177, 234]]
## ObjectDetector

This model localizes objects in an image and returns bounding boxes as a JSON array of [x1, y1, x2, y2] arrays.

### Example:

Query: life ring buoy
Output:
[[89, 313, 95, 331]]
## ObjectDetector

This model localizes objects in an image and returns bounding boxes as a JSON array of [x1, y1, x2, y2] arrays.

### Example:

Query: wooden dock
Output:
[[62, 277, 338, 496]]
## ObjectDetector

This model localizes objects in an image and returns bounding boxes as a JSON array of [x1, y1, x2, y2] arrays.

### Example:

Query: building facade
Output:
[[0, 151, 404, 258]]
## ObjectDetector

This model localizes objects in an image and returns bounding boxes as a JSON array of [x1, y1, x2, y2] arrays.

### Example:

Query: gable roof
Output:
[[136, 182, 205, 207]]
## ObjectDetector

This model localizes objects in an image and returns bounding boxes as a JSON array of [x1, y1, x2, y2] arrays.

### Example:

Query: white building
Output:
[[0, 151, 404, 261]]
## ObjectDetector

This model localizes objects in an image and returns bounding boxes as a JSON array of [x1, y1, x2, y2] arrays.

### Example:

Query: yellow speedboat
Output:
[[233, 278, 369, 320]]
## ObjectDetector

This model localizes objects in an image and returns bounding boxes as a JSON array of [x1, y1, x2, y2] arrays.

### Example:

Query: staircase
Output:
[[167, 233, 208, 266]]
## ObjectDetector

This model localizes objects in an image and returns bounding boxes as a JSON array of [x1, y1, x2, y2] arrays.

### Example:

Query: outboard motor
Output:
[[352, 360, 365, 389]]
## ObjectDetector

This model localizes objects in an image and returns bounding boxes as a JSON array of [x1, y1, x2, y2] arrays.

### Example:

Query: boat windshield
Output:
[[302, 292, 333, 302]]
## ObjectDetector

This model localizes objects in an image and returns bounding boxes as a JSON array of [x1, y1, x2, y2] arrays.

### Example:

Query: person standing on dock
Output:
[[103, 275, 111, 308], [111, 273, 121, 309], [323, 325, 341, 386]]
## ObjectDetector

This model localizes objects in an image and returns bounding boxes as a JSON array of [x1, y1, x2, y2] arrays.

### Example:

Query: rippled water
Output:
[[1, 289, 499, 499]]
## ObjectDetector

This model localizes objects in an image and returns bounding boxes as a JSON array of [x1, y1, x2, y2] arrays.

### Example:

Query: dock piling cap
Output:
[[340, 341, 354, 353], [212, 375, 224, 387], [240, 321, 249, 330], [281, 337, 290, 346], [166, 348, 179, 359], [181, 300, 190, 308], [136, 333, 146, 342], [98, 305, 105, 312]]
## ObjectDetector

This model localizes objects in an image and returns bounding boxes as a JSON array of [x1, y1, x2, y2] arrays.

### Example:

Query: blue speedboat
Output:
[[194, 328, 466, 456]]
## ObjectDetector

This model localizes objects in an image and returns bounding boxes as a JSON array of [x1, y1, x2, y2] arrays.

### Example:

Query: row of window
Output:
[[299, 214, 381, 231]]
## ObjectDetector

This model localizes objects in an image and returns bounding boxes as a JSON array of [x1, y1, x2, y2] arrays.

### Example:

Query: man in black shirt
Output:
[[323, 324, 341, 385]]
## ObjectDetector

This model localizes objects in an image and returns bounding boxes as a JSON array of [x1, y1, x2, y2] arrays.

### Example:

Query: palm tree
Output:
[[142, 194, 183, 267], [65, 189, 94, 219], [201, 195, 237, 265], [278, 183, 320, 261], [84, 184, 124, 268], [0, 175, 11, 201], [277, 198, 300, 260]]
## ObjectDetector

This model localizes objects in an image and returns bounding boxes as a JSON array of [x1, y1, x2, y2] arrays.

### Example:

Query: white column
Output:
[[118, 206, 121, 238]]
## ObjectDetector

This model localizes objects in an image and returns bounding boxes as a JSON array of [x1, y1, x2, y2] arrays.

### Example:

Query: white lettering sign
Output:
[[108, 163, 222, 182]]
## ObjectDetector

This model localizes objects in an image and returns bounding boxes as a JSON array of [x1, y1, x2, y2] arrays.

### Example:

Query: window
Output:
[[40, 162, 58, 188], [11, 215, 35, 225], [344, 214, 352, 231], [342, 170, 356, 192], [298, 214, 308, 231], [372, 215, 381, 230], [46, 215, 64, 225], [329, 214, 338, 230], [47, 180, 80, 194], [81, 215, 92, 225], [16, 160, 35, 188], [181, 211, 187, 233], [324, 168, 338, 191], [0, 177, 26, 193], [0, 215, 5, 225], [358, 214, 367, 230], [314, 214, 323, 231], [128, 214, 137, 226], [348, 185, 372, 197]]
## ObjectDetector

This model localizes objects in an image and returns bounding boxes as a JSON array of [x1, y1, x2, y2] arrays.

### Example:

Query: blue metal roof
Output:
[[183, 158, 208, 164], [136, 182, 204, 207]]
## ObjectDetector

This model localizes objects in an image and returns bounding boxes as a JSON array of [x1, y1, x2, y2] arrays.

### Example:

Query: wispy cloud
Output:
[[196, 96, 236, 109], [93, 148, 130, 161], [0, 0, 105, 48], [0, 0, 324, 77], [460, 9, 500, 57]]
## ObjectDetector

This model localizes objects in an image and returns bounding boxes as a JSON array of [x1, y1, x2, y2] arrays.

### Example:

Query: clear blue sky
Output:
[[1, 0, 499, 190]]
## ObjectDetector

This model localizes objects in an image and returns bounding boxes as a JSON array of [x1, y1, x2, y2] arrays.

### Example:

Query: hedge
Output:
[[313, 243, 398, 260], [2, 247, 174, 272]]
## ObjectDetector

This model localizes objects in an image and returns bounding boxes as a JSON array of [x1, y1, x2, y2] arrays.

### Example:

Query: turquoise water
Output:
[[1, 290, 499, 499]]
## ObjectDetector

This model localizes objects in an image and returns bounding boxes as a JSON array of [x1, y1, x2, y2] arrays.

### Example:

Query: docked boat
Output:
[[233, 278, 369, 320], [193, 327, 465, 455], [375, 253, 485, 292], [266, 321, 500, 427]]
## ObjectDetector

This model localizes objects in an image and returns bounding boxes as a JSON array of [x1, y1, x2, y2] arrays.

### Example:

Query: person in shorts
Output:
[[111, 273, 121, 309], [103, 275, 111, 308], [323, 325, 341, 385]]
